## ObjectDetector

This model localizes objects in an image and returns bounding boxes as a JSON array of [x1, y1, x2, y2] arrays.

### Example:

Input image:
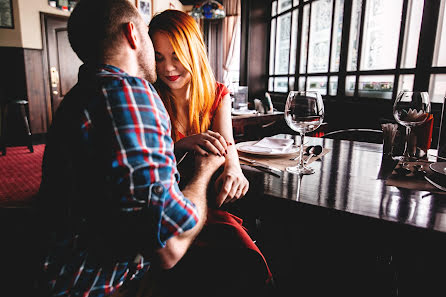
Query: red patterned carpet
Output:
[[0, 145, 44, 207]]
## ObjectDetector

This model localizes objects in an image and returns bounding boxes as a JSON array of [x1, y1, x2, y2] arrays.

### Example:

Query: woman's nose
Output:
[[165, 60, 176, 71]]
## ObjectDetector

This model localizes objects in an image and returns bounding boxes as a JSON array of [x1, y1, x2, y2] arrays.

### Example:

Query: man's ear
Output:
[[123, 22, 138, 49]]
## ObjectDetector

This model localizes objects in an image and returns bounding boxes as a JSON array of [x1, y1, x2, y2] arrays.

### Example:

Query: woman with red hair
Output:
[[149, 9, 248, 207], [147, 10, 273, 297]]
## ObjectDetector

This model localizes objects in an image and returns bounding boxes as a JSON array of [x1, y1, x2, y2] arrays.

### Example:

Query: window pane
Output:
[[307, 76, 328, 95], [278, 0, 292, 14], [274, 77, 289, 92], [429, 74, 446, 103], [346, 75, 356, 95], [433, 0, 446, 66], [289, 9, 299, 74], [269, 19, 276, 75], [331, 0, 344, 72], [347, 0, 362, 71], [289, 77, 295, 90], [397, 74, 414, 94], [269, 77, 274, 92], [401, 0, 424, 68], [360, 0, 403, 70], [275, 12, 291, 75], [300, 5, 310, 73], [358, 75, 394, 99], [329, 76, 338, 95], [272, 1, 277, 17], [308, 0, 333, 73], [299, 77, 306, 91], [293, 0, 299, 6]]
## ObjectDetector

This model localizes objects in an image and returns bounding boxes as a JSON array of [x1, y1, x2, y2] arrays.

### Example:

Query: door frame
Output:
[[40, 12, 70, 126]]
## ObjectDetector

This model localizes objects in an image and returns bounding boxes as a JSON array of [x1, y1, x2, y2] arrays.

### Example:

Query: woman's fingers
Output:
[[198, 132, 226, 156], [206, 130, 228, 151]]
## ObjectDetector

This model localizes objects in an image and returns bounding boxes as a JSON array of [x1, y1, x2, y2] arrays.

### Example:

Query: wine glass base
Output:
[[286, 165, 315, 175]]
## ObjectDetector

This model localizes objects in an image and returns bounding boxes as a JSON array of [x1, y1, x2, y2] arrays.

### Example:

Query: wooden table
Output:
[[235, 135, 446, 296]]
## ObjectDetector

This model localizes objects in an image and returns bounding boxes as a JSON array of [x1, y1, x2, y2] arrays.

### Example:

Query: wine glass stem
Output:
[[299, 133, 305, 168], [403, 126, 412, 159]]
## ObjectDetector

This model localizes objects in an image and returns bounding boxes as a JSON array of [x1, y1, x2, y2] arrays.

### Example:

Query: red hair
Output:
[[149, 10, 216, 141]]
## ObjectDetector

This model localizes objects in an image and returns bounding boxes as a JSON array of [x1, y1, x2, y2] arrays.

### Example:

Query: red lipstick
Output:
[[167, 75, 180, 81]]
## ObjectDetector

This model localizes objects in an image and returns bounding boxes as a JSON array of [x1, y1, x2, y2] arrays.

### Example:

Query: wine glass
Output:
[[284, 91, 324, 175], [393, 91, 431, 161]]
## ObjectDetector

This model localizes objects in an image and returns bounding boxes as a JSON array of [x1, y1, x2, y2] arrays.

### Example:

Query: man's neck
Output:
[[102, 52, 139, 77]]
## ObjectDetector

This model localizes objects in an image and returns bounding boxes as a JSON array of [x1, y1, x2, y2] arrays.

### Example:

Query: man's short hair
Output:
[[68, 0, 142, 64]]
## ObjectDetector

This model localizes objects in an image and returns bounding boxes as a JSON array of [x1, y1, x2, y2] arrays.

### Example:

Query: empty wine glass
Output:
[[393, 91, 431, 161], [284, 91, 324, 175]]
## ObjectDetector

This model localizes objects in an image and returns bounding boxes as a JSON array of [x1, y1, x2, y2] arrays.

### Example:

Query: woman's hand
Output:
[[176, 130, 228, 156], [214, 164, 249, 207]]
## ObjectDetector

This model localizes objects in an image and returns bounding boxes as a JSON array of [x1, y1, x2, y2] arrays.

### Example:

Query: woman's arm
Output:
[[211, 93, 249, 206]]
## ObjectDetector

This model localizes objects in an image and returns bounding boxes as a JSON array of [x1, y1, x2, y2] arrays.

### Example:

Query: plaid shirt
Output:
[[38, 65, 198, 296]]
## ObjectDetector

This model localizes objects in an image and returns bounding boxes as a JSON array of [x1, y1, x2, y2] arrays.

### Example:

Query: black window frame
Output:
[[266, 0, 444, 107]]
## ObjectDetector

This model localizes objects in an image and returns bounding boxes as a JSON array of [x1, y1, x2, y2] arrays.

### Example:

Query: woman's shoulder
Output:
[[215, 82, 230, 98]]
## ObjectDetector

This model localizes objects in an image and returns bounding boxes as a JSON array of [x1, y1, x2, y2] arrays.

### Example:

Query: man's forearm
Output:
[[155, 170, 212, 269]]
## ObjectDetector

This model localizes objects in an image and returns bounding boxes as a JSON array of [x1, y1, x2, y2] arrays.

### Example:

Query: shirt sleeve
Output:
[[100, 76, 198, 248]]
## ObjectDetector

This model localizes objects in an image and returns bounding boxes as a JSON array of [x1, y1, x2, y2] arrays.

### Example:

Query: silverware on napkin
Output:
[[239, 156, 282, 177]]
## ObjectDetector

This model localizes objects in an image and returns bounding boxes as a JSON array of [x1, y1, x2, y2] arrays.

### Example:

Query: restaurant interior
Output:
[[1, 0, 446, 296]]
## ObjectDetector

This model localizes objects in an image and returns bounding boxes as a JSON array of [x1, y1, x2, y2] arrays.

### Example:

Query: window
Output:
[[267, 0, 446, 103]]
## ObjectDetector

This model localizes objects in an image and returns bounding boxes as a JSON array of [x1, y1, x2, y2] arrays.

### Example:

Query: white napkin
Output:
[[241, 137, 294, 154]]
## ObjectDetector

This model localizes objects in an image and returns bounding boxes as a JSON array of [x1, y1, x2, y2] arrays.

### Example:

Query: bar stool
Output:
[[0, 99, 33, 155]]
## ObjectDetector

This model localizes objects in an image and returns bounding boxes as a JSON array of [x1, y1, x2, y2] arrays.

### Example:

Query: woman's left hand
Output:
[[214, 165, 249, 207]]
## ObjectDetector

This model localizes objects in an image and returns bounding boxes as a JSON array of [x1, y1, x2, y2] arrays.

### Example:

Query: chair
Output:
[[322, 128, 383, 144], [0, 99, 33, 155]]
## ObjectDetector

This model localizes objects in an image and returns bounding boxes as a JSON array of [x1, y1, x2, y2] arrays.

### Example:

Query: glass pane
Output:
[[401, 0, 424, 68], [307, 76, 328, 95], [347, 0, 362, 71], [300, 5, 310, 73], [272, 1, 277, 17], [289, 77, 295, 90], [345, 75, 356, 95], [274, 77, 289, 92], [278, 0, 292, 14], [429, 74, 446, 103], [360, 0, 404, 70], [329, 76, 338, 95], [298, 77, 306, 91], [289, 10, 299, 74], [397, 74, 414, 94], [269, 19, 276, 75], [269, 77, 274, 92], [293, 0, 299, 6], [308, 0, 333, 73], [433, 0, 446, 66], [275, 12, 291, 75], [331, 0, 344, 72], [358, 75, 394, 99]]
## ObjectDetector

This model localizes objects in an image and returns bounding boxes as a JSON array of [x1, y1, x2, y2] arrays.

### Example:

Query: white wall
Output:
[[0, 0, 186, 49], [0, 0, 69, 48]]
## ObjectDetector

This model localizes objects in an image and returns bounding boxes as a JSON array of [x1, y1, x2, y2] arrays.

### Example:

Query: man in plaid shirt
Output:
[[36, 0, 224, 296]]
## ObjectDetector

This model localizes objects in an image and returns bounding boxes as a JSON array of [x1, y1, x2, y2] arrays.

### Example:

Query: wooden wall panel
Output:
[[24, 48, 49, 134], [245, 0, 268, 100]]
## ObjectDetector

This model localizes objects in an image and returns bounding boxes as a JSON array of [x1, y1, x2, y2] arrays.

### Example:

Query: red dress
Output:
[[175, 82, 272, 286]]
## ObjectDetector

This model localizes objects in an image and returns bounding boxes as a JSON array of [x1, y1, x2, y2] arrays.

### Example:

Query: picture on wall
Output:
[[137, 0, 152, 25], [0, 0, 14, 29]]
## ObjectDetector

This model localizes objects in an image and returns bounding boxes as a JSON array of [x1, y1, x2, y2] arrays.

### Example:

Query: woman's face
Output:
[[152, 32, 191, 92]]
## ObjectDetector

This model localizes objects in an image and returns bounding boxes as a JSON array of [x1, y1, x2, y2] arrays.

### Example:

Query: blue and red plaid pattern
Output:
[[39, 65, 198, 296]]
